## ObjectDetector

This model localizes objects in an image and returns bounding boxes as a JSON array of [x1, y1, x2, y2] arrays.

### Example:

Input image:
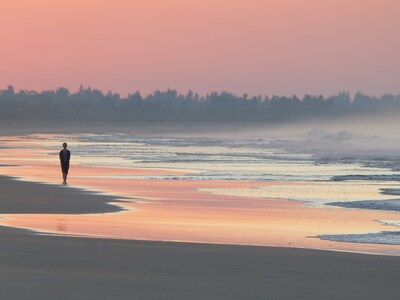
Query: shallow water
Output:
[[0, 133, 400, 255]]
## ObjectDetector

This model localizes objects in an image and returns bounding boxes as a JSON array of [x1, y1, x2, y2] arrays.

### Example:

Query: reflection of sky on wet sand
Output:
[[199, 181, 399, 207], [0, 134, 400, 256]]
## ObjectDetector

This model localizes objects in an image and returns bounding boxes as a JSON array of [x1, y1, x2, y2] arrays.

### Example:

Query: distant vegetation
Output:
[[1, 85, 400, 124]]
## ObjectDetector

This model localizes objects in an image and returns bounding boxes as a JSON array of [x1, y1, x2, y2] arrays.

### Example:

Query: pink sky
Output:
[[1, 0, 399, 96]]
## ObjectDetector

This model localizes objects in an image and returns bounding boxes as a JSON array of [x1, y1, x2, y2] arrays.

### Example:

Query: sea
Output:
[[65, 132, 400, 246], [1, 130, 400, 252]]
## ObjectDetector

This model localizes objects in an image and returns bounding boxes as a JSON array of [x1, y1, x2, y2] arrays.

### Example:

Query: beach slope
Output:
[[0, 176, 399, 300]]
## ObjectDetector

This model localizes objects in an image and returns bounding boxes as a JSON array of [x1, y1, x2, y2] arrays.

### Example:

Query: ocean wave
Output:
[[317, 231, 400, 245], [331, 174, 400, 181], [380, 188, 400, 196], [326, 199, 400, 211]]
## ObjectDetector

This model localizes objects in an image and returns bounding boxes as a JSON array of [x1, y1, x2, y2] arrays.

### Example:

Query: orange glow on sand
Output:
[[1, 135, 400, 256]]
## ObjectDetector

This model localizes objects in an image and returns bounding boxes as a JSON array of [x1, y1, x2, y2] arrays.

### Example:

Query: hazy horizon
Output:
[[3, 84, 400, 99]]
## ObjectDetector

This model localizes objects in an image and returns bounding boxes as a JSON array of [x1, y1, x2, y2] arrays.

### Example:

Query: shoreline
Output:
[[1, 132, 400, 257], [0, 173, 399, 256], [1, 154, 400, 256], [0, 175, 126, 215]]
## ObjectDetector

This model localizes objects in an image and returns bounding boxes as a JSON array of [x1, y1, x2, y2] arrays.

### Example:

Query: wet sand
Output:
[[1, 135, 400, 255], [1, 175, 400, 300], [0, 175, 125, 214]]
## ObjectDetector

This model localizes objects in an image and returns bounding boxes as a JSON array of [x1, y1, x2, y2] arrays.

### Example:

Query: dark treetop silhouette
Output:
[[1, 85, 400, 124]]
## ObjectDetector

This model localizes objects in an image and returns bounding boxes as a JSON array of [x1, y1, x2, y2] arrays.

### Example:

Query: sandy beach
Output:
[[3, 0, 400, 297], [0, 175, 399, 299], [2, 133, 400, 256]]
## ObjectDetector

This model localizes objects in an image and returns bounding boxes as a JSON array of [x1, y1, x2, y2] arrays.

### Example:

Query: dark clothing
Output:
[[59, 149, 71, 174]]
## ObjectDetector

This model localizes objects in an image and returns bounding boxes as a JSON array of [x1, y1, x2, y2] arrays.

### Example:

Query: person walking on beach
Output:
[[59, 142, 70, 185]]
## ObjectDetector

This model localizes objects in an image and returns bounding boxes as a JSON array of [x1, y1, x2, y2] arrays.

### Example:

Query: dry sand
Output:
[[0, 176, 399, 300]]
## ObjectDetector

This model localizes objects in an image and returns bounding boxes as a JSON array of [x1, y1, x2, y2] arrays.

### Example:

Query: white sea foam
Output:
[[379, 220, 400, 227], [66, 134, 400, 184]]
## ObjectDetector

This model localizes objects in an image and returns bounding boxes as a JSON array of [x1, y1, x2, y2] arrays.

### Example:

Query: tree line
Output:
[[1, 85, 399, 124]]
